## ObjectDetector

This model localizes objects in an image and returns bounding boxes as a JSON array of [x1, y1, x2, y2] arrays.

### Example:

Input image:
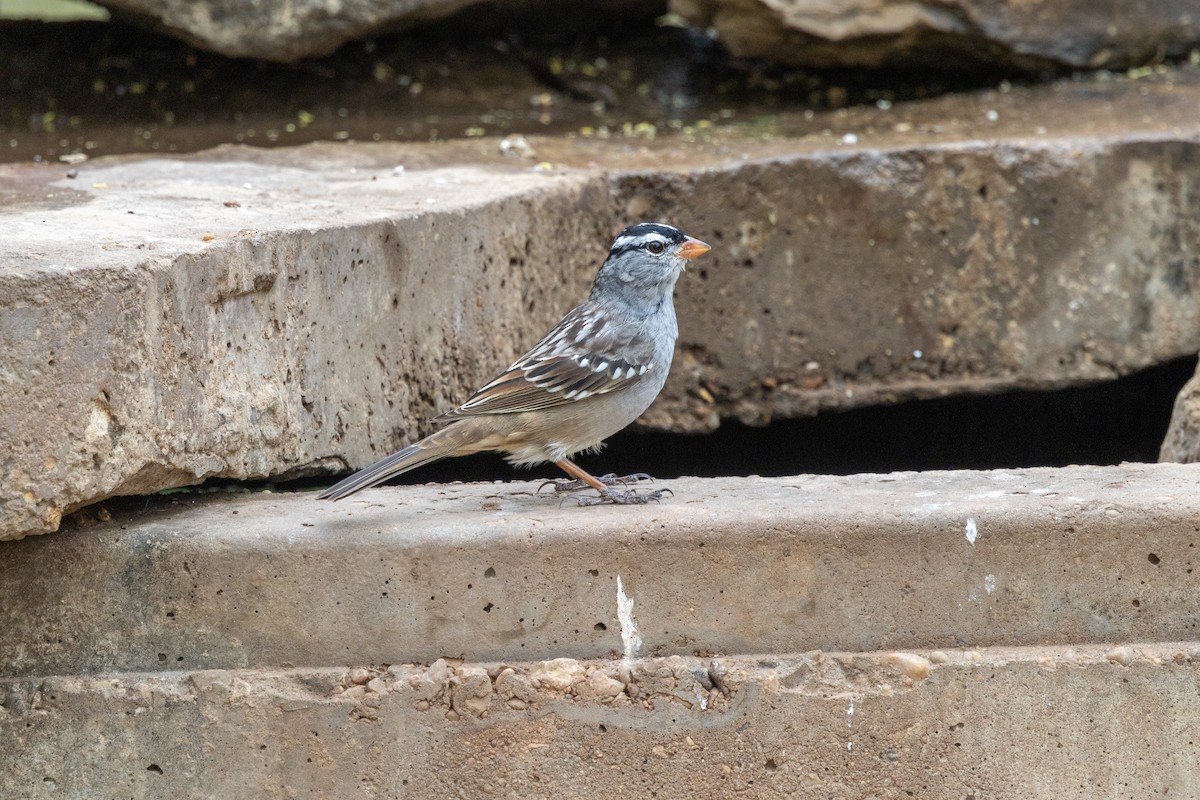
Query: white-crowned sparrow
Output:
[[319, 222, 711, 505]]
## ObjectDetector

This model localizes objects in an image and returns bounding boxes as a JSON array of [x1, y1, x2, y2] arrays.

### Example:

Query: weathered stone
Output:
[[5, 72, 1200, 539], [1160, 359, 1200, 462], [5, 646, 1200, 797], [577, 668, 626, 700], [2, 466, 1199, 677], [671, 0, 1200, 70], [529, 658, 586, 690], [450, 665, 493, 717], [93, 0, 662, 61], [0, 146, 613, 540]]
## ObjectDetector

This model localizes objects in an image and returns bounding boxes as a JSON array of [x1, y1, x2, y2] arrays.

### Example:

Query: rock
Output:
[[5, 72, 1200, 539], [671, 0, 1200, 70], [529, 658, 586, 691], [1106, 645, 1136, 666], [577, 669, 626, 700], [450, 666, 492, 717], [1160, 360, 1200, 462], [93, 0, 663, 62], [0, 144, 608, 540], [494, 668, 537, 703], [886, 652, 932, 681], [409, 658, 455, 704]]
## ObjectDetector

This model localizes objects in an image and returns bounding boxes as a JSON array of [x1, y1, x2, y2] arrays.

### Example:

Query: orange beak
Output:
[[677, 236, 712, 260]]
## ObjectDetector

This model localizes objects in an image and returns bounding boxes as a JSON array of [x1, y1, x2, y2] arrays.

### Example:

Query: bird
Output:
[[318, 222, 711, 505]]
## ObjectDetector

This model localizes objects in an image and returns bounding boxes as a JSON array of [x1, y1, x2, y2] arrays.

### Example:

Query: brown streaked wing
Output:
[[434, 306, 654, 421]]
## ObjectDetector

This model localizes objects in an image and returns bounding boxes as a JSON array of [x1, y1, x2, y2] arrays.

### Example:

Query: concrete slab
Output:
[[5, 71, 1200, 539], [4, 644, 1198, 798], [3, 465, 1198, 677]]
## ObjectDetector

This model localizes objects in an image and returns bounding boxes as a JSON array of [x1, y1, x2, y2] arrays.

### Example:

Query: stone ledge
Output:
[[3, 465, 1198, 677], [4, 643, 1198, 797], [5, 72, 1200, 539]]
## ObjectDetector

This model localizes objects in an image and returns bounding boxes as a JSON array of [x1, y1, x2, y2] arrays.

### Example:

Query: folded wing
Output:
[[435, 305, 653, 421]]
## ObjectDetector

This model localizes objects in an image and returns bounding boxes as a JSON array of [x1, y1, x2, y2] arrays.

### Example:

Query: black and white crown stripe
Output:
[[606, 223, 686, 258]]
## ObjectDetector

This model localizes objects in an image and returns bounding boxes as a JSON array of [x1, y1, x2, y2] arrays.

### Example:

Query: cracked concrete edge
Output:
[[5, 113, 1200, 539], [4, 465, 1199, 677], [4, 643, 1199, 798]]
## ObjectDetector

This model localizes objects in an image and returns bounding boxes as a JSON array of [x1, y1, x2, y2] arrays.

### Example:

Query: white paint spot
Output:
[[984, 574, 996, 595], [841, 132, 859, 144], [846, 700, 855, 751], [616, 575, 643, 662], [965, 517, 978, 544]]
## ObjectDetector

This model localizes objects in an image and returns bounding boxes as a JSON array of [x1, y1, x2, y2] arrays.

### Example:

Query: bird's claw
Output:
[[574, 487, 673, 506], [538, 473, 654, 494]]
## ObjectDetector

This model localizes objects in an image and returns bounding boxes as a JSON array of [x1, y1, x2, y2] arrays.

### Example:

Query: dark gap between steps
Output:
[[402, 355, 1197, 482]]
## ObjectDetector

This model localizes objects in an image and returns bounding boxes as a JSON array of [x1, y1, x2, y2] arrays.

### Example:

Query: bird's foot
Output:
[[537, 473, 653, 494], [574, 486, 673, 506]]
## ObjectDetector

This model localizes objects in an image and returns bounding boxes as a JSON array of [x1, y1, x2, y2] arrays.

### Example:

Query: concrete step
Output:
[[4, 464, 1198, 676], [6, 67, 1200, 540], [4, 644, 1198, 798], [4, 465, 1199, 796]]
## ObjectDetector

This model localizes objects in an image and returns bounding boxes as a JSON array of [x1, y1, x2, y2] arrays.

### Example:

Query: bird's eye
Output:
[[646, 241, 665, 255]]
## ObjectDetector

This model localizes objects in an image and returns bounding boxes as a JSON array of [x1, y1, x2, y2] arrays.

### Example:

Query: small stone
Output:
[[506, 698, 528, 710], [886, 652, 931, 681], [348, 667, 371, 685], [415, 700, 430, 712], [529, 658, 585, 691], [1106, 646, 1135, 666], [495, 668, 536, 703], [451, 666, 492, 718], [928, 651, 950, 664], [577, 670, 625, 700], [366, 677, 388, 695], [499, 134, 536, 160]]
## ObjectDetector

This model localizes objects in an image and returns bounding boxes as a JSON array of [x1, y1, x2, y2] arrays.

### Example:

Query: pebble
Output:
[[1106, 646, 1135, 666], [886, 652, 932, 681], [348, 667, 371, 685]]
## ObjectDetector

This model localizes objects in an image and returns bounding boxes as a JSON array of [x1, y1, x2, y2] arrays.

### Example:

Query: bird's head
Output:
[[592, 222, 711, 304]]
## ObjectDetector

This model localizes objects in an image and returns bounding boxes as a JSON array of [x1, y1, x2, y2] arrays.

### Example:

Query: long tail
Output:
[[317, 424, 470, 501]]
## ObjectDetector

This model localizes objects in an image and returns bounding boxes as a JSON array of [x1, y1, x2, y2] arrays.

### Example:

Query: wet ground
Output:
[[1, 17, 1038, 165]]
